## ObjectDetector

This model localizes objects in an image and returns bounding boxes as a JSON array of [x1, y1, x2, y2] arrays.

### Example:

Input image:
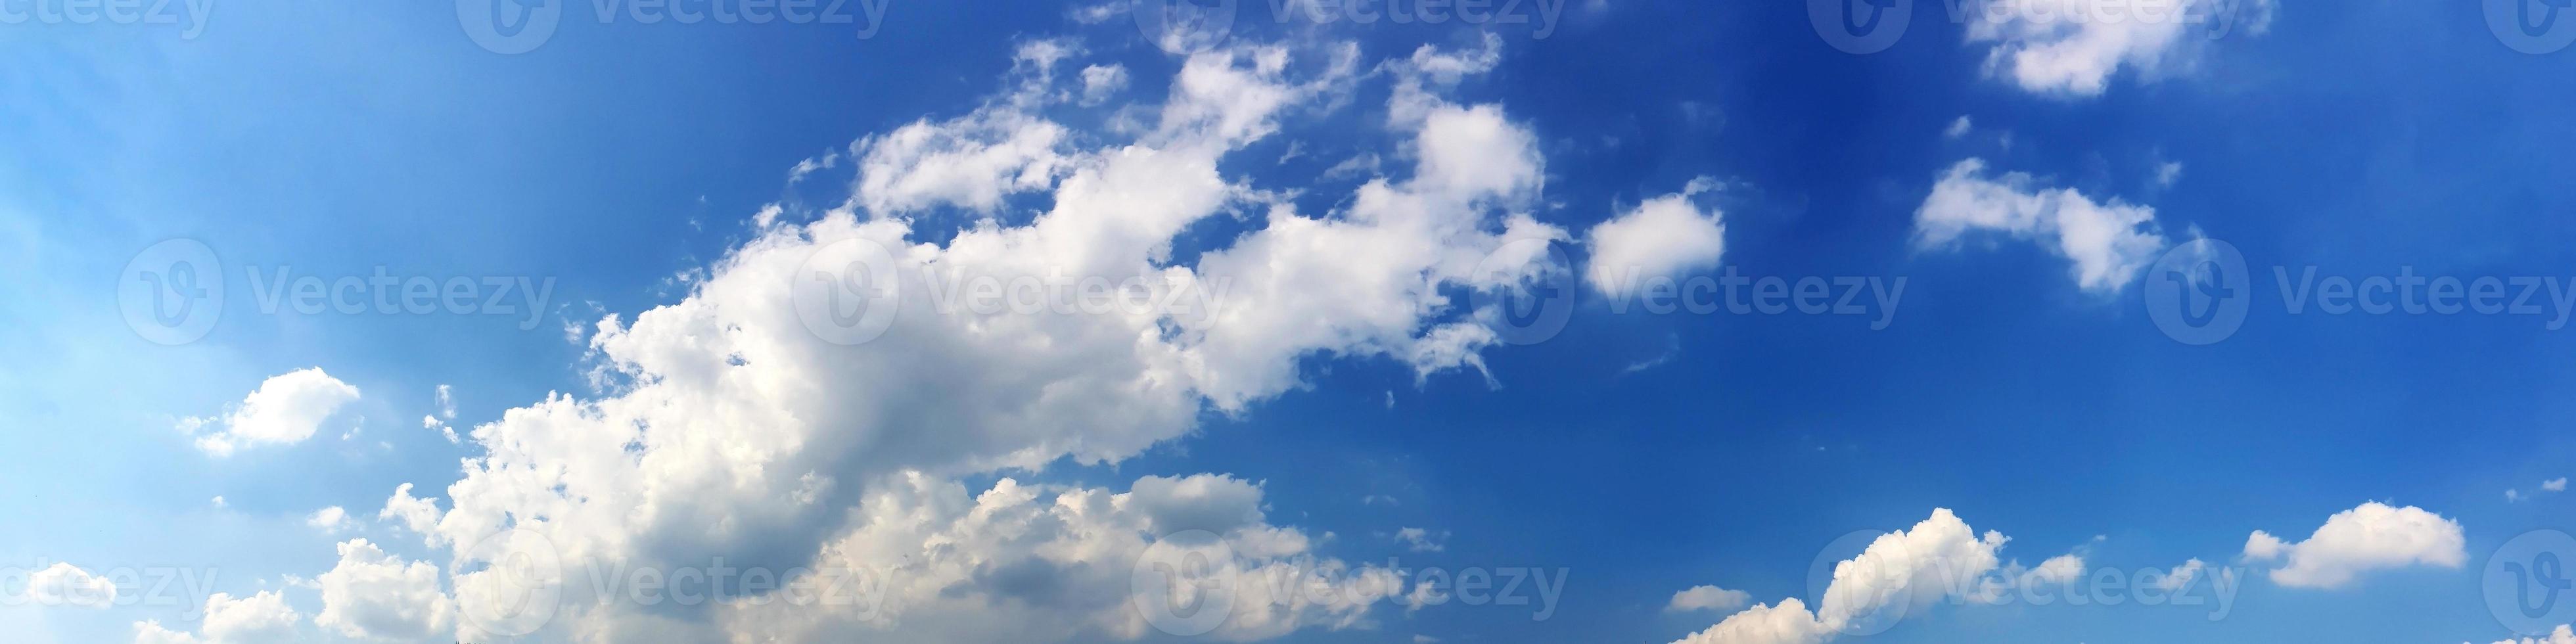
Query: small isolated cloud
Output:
[[1944, 116, 1973, 139], [1394, 527, 1450, 553], [183, 367, 361, 457], [1667, 584, 1751, 613], [22, 563, 117, 608], [2547, 478, 2569, 492], [433, 384, 455, 419], [1966, 0, 2277, 97], [307, 506, 350, 534], [422, 415, 459, 445], [2242, 501, 2466, 589], [1914, 158, 2167, 294], [1585, 178, 1727, 296]]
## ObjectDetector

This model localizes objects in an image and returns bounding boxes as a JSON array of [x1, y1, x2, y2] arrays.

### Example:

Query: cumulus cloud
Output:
[[131, 590, 299, 644], [379, 483, 444, 544], [307, 506, 350, 534], [398, 35, 1568, 643], [1667, 585, 1751, 613], [2241, 501, 2466, 589], [1585, 179, 1727, 296], [1964, 0, 2277, 97], [22, 563, 116, 608], [1673, 509, 2009, 644], [181, 367, 361, 457], [719, 474, 1401, 643], [1914, 158, 2167, 293], [315, 539, 453, 641]]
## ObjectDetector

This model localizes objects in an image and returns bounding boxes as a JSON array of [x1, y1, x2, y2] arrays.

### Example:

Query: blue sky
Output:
[[5, 1, 2576, 642]]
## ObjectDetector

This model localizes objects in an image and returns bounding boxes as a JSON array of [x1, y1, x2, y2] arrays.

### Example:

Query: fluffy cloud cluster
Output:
[[723, 473, 1402, 642], [1914, 158, 2168, 293], [316, 34, 1573, 643], [2242, 501, 2466, 589], [179, 367, 360, 457], [314, 539, 453, 641], [1964, 0, 2276, 97], [2490, 625, 2576, 644], [131, 590, 298, 644], [1672, 509, 2010, 644], [1584, 178, 1727, 296]]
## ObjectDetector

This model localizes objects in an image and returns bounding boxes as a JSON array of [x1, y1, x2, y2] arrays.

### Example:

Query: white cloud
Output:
[[1079, 64, 1128, 106], [210, 495, 225, 509], [315, 539, 453, 641], [2489, 624, 2576, 644], [2155, 161, 2185, 188], [131, 590, 299, 644], [1394, 527, 1448, 553], [379, 483, 444, 544], [2547, 478, 2569, 492], [2153, 558, 2209, 591], [22, 563, 116, 608], [1944, 116, 1973, 139], [413, 37, 1564, 643], [1674, 509, 2008, 644], [1914, 158, 2167, 294], [2241, 501, 2466, 589], [718, 474, 1400, 643], [433, 384, 455, 420], [307, 506, 350, 534], [1667, 585, 1751, 613], [421, 415, 458, 444], [1585, 180, 1727, 296], [183, 367, 361, 457], [1964, 0, 2276, 97]]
